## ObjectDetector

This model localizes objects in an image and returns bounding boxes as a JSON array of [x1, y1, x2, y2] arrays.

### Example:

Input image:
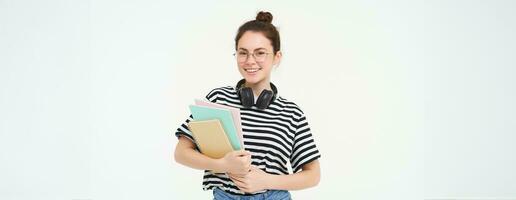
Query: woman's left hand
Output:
[[227, 165, 271, 193]]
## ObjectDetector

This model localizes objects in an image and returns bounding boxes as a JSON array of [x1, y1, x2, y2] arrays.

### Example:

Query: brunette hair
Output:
[[234, 11, 281, 54]]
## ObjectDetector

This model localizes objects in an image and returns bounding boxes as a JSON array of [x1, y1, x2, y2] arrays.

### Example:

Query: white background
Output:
[[0, 0, 514, 199]]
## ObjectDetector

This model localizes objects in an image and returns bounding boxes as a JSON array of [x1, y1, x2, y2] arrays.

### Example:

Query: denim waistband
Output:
[[213, 187, 291, 200]]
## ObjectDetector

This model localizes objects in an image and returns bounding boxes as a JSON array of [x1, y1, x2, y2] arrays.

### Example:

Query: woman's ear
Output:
[[273, 51, 282, 67]]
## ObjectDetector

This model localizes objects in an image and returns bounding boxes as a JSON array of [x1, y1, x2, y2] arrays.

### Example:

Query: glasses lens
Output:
[[254, 51, 268, 62], [236, 51, 248, 61], [235, 51, 269, 62]]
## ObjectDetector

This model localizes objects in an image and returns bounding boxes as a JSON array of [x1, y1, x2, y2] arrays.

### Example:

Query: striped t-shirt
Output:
[[175, 85, 321, 195]]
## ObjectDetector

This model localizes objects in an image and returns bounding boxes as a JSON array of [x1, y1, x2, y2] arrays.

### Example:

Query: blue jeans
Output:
[[213, 187, 291, 200]]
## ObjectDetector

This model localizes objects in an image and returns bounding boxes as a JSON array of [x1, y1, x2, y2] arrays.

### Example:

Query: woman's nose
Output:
[[245, 54, 257, 64]]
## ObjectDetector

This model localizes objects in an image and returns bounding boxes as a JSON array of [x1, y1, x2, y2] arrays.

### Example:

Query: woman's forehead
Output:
[[237, 31, 273, 51]]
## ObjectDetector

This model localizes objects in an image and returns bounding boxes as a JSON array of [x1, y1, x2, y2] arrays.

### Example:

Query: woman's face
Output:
[[236, 31, 281, 85]]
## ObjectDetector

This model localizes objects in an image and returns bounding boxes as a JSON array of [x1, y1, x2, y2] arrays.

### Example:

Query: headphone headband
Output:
[[235, 79, 277, 109]]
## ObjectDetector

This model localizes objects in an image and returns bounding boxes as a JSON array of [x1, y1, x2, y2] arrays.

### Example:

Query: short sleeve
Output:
[[173, 88, 219, 143], [290, 112, 321, 173], [174, 114, 196, 142]]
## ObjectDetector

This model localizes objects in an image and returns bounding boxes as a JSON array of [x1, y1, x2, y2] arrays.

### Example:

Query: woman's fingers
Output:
[[229, 176, 248, 190], [229, 176, 244, 184], [233, 150, 250, 157], [228, 172, 245, 178], [228, 173, 245, 182]]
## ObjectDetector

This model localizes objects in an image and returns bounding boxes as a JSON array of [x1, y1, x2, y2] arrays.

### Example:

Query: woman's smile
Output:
[[244, 67, 262, 75]]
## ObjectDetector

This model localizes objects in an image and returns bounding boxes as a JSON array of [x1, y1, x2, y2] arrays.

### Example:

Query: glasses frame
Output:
[[233, 50, 273, 62]]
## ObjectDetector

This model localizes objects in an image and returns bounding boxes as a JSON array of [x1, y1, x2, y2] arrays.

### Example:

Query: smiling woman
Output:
[[173, 11, 321, 200]]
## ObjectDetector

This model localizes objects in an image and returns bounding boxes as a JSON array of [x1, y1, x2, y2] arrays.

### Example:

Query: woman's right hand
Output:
[[218, 150, 252, 175]]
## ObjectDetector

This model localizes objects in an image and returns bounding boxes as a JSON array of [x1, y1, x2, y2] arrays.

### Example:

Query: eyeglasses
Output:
[[233, 50, 271, 62]]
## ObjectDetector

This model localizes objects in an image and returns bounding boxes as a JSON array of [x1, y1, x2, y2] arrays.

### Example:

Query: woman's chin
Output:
[[243, 76, 262, 84]]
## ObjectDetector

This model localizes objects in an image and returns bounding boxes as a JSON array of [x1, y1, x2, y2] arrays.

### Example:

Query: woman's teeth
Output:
[[245, 68, 261, 72]]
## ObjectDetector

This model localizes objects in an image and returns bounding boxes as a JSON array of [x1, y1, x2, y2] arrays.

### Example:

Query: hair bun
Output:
[[256, 11, 273, 24]]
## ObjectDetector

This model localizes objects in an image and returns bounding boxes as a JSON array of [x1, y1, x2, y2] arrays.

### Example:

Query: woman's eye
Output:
[[256, 52, 266, 56], [238, 52, 248, 56]]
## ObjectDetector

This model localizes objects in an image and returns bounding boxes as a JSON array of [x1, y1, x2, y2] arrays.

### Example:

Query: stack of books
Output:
[[187, 99, 244, 160]]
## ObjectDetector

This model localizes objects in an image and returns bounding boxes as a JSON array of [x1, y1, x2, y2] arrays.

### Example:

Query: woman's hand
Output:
[[227, 165, 271, 193], [218, 150, 251, 175]]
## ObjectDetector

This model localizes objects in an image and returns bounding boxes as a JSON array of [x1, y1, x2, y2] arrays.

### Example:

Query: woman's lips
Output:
[[244, 68, 261, 75]]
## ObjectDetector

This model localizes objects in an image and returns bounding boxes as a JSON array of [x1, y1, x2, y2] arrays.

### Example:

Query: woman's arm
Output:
[[174, 136, 252, 175], [228, 160, 321, 192]]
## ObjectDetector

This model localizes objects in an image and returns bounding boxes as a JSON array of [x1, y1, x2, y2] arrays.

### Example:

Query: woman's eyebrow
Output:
[[238, 47, 267, 51]]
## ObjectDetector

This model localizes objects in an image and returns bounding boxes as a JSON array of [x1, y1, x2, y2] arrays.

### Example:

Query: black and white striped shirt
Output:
[[175, 85, 321, 195]]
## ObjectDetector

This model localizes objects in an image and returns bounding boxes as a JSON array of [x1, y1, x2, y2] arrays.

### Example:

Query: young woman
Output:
[[174, 11, 321, 200]]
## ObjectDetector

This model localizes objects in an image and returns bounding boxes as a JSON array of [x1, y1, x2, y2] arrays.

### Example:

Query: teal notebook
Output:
[[189, 105, 242, 150]]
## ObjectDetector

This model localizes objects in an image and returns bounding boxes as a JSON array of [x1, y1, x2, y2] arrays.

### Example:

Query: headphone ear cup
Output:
[[255, 90, 273, 109], [239, 87, 254, 108]]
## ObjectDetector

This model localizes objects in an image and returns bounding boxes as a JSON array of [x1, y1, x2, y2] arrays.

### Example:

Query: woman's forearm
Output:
[[267, 168, 320, 190]]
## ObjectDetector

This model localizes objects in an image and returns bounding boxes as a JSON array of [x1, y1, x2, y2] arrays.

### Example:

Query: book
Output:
[[189, 104, 242, 150], [194, 99, 245, 149], [187, 119, 234, 159], [187, 119, 232, 174]]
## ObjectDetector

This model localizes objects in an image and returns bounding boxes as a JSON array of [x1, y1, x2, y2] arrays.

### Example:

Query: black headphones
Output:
[[236, 79, 278, 109]]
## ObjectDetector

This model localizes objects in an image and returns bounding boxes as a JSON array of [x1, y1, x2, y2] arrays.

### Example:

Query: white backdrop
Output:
[[0, 0, 514, 199]]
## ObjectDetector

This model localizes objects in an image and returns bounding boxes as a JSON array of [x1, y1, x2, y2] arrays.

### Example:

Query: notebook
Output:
[[189, 104, 242, 150], [187, 119, 233, 174], [194, 99, 245, 149], [187, 119, 233, 159]]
